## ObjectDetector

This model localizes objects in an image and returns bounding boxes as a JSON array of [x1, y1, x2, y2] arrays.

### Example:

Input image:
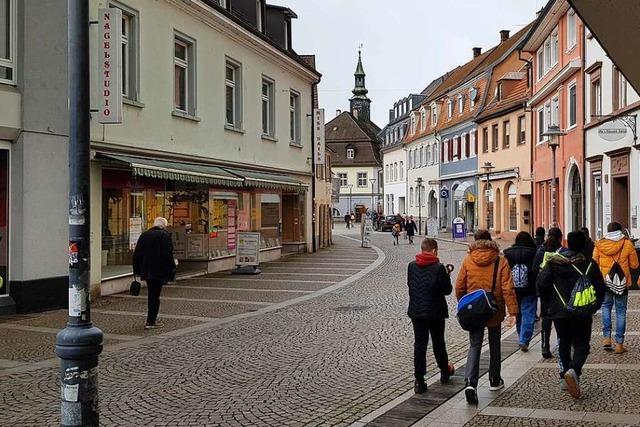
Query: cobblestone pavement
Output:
[[0, 231, 474, 426]]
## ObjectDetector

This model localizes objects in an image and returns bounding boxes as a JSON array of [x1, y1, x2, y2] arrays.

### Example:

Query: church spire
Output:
[[350, 48, 371, 122]]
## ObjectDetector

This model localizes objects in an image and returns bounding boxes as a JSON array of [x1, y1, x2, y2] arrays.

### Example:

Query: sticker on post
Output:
[[68, 286, 86, 317], [63, 383, 79, 402], [69, 195, 86, 225], [69, 242, 79, 267]]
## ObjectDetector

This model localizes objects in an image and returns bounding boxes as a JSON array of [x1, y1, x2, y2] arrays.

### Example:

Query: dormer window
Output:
[[447, 100, 454, 118], [431, 103, 438, 125], [410, 114, 417, 134], [458, 95, 464, 113], [495, 83, 503, 101], [420, 108, 426, 131], [470, 87, 478, 108], [347, 148, 355, 159]]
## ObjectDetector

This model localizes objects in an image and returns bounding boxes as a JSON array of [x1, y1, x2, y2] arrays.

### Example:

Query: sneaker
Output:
[[464, 386, 478, 405], [615, 343, 628, 354], [489, 378, 505, 391], [440, 363, 455, 384], [519, 344, 529, 352], [563, 369, 581, 398], [559, 379, 568, 391], [144, 322, 164, 330], [603, 337, 613, 351], [414, 379, 427, 394]]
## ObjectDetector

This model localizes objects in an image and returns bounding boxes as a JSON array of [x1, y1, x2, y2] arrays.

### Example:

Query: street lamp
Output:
[[369, 178, 376, 214], [348, 184, 354, 215], [481, 161, 495, 229], [416, 177, 423, 235], [542, 125, 566, 228]]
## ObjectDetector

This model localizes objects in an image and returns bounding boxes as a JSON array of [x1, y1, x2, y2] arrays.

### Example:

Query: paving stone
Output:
[[464, 415, 620, 427]]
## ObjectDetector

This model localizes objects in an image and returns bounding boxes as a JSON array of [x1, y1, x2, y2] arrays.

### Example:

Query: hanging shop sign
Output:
[[313, 108, 326, 165], [98, 8, 123, 124], [236, 232, 261, 266], [440, 188, 449, 199], [598, 120, 627, 142]]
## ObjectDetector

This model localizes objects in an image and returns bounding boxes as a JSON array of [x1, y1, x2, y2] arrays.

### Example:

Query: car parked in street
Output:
[[379, 215, 401, 232]]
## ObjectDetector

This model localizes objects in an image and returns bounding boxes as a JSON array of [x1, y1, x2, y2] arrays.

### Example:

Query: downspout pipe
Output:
[[518, 47, 536, 233]]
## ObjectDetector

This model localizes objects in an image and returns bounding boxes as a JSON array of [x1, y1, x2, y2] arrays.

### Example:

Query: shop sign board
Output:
[[598, 120, 627, 142], [128, 217, 142, 250], [440, 188, 449, 199], [98, 8, 122, 124], [313, 108, 326, 165], [236, 232, 261, 266], [227, 200, 237, 250], [361, 218, 373, 248], [427, 217, 439, 237], [452, 217, 466, 240]]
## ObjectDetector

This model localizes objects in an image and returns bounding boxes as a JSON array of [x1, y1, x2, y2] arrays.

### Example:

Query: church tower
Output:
[[349, 50, 371, 122]]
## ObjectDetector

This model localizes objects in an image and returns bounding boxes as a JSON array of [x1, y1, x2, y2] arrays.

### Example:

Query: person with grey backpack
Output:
[[504, 232, 539, 352]]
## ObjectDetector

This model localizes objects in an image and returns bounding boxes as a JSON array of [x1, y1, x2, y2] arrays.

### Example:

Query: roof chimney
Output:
[[473, 47, 482, 58], [500, 30, 510, 43], [336, 109, 341, 117]]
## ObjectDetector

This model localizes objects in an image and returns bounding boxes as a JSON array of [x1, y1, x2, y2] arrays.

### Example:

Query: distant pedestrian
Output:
[[536, 231, 605, 398], [350, 212, 356, 226], [344, 213, 351, 229], [392, 222, 401, 245], [532, 227, 564, 359], [534, 226, 546, 247], [593, 221, 639, 354], [407, 238, 456, 394], [456, 230, 518, 405], [581, 227, 595, 260], [406, 216, 418, 244], [504, 231, 538, 352], [133, 217, 176, 330]]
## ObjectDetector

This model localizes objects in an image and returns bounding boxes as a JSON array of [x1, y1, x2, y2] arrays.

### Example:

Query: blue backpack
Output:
[[457, 258, 500, 331]]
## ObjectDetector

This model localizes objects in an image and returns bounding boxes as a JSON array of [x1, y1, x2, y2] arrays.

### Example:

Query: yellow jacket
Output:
[[593, 237, 639, 288]]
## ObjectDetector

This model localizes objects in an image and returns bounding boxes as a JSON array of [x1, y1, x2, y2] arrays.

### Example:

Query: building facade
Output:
[[584, 33, 640, 239], [326, 52, 382, 221], [522, 0, 585, 232]]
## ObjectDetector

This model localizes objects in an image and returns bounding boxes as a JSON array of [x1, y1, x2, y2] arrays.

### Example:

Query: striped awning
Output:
[[227, 168, 309, 193]]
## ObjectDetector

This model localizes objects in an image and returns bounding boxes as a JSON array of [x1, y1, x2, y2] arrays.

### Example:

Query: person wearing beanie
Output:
[[407, 238, 455, 394], [534, 226, 546, 247]]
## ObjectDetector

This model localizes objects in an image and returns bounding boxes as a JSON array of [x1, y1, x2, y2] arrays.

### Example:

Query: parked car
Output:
[[380, 215, 400, 232]]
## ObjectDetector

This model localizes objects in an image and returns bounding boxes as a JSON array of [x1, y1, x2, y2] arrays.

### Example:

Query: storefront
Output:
[[97, 154, 308, 283]]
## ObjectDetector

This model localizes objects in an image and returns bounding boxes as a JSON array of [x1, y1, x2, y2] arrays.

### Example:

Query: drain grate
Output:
[[333, 305, 370, 312]]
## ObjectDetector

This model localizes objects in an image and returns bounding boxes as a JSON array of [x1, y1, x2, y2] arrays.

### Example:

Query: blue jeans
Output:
[[602, 291, 628, 344], [516, 294, 537, 346]]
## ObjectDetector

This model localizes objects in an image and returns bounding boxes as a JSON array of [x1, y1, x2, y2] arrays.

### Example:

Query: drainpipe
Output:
[[581, 20, 587, 231], [518, 47, 536, 232]]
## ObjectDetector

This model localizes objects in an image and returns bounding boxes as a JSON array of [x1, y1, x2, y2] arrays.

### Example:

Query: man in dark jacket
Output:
[[580, 227, 595, 260], [405, 216, 418, 244], [534, 227, 546, 247], [133, 217, 176, 329], [536, 231, 606, 398], [407, 238, 455, 394]]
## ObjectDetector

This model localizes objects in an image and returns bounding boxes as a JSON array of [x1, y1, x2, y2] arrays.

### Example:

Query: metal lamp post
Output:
[[542, 125, 566, 228], [55, 1, 104, 425], [369, 178, 376, 214], [416, 177, 423, 235], [481, 162, 495, 230], [348, 184, 354, 215]]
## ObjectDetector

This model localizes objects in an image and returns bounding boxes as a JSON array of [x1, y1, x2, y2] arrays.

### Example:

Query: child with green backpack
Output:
[[536, 231, 606, 399]]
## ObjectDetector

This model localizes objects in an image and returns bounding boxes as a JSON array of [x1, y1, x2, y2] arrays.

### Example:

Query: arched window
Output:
[[427, 145, 432, 164], [419, 147, 424, 167], [421, 186, 426, 206], [420, 108, 426, 131], [434, 143, 439, 164], [508, 183, 518, 231]]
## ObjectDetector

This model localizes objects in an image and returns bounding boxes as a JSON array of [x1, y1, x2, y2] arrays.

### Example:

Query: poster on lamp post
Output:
[[98, 8, 123, 124]]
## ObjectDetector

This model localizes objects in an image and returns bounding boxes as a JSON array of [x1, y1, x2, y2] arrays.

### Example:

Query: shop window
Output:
[[0, 0, 16, 84]]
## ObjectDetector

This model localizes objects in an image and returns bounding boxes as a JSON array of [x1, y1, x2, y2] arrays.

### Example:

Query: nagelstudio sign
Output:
[[598, 120, 628, 142]]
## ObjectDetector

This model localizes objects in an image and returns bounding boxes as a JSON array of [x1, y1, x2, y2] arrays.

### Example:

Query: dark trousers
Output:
[[412, 318, 449, 380], [542, 317, 553, 334], [553, 317, 592, 377], [146, 280, 164, 324], [465, 326, 501, 387]]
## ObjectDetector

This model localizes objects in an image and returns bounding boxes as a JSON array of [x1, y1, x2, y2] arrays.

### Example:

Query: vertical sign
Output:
[[313, 108, 325, 165], [98, 8, 123, 124], [227, 200, 237, 250]]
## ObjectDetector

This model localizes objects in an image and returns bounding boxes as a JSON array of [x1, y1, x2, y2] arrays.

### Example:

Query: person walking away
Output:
[[392, 222, 401, 245], [593, 221, 639, 354], [581, 227, 595, 260], [534, 227, 546, 247], [536, 231, 605, 398], [406, 216, 418, 244], [504, 231, 539, 352], [133, 217, 177, 330], [532, 227, 564, 359], [456, 230, 518, 405], [407, 238, 456, 393], [344, 213, 351, 229]]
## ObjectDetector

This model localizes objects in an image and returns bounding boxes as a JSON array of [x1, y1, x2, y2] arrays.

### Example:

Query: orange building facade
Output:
[[522, 0, 585, 232]]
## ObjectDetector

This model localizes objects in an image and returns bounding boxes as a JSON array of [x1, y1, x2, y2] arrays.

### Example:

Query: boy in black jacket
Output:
[[408, 238, 455, 393], [536, 231, 606, 399]]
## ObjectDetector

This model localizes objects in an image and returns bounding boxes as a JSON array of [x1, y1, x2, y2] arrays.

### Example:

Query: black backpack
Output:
[[605, 254, 627, 295]]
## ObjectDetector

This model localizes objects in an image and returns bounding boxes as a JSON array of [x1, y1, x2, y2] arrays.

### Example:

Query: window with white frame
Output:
[[545, 101, 552, 131], [567, 9, 577, 49], [399, 161, 404, 180], [453, 136, 459, 159], [338, 173, 347, 187], [411, 114, 417, 134], [385, 165, 389, 183], [447, 100, 454, 118], [346, 148, 355, 159], [470, 131, 476, 157], [174, 35, 197, 114], [458, 95, 464, 113], [0, 0, 16, 84], [394, 163, 398, 181], [112, 2, 139, 100], [419, 146, 424, 167], [538, 28, 560, 80], [464, 133, 470, 158], [537, 48, 544, 80], [434, 143, 439, 164], [503, 121, 510, 149], [613, 67, 628, 110], [225, 59, 242, 127], [409, 187, 414, 207], [289, 90, 301, 144], [538, 107, 545, 143], [443, 139, 449, 162], [431, 103, 438, 125], [261, 77, 275, 137], [408, 151, 413, 169], [420, 108, 426, 130], [508, 183, 517, 231], [427, 146, 431, 164], [568, 83, 577, 127], [357, 172, 367, 187], [551, 96, 559, 126], [518, 115, 526, 144]]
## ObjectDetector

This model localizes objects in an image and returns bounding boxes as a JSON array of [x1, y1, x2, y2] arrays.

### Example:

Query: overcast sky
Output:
[[285, 0, 545, 127]]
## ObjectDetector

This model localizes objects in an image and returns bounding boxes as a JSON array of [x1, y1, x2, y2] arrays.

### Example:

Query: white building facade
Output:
[[382, 145, 406, 215]]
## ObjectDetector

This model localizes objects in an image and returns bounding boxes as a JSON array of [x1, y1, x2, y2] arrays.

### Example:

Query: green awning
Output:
[[99, 154, 244, 187], [225, 168, 309, 193]]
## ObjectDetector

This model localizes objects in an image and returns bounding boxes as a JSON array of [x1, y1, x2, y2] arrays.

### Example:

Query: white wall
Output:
[[406, 134, 439, 221], [382, 145, 406, 215]]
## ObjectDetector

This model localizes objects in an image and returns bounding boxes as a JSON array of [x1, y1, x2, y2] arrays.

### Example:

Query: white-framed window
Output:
[[537, 48, 544, 80], [408, 151, 413, 169], [261, 77, 275, 137], [551, 96, 559, 126], [411, 114, 417, 134], [420, 108, 426, 131], [508, 183, 518, 231], [289, 90, 301, 144], [567, 9, 577, 49], [225, 59, 242, 127], [385, 165, 389, 183], [518, 115, 526, 144], [357, 172, 368, 187], [399, 161, 404, 180], [447, 100, 454, 118], [394, 163, 398, 181], [443, 139, 449, 163], [537, 27, 559, 80], [593, 79, 602, 116], [614, 67, 628, 110], [346, 148, 355, 159], [537, 107, 546, 143], [409, 187, 414, 207], [551, 31, 558, 67], [434, 143, 439, 164], [0, 0, 16, 85], [338, 173, 347, 187], [419, 146, 424, 167], [453, 136, 459, 159], [568, 82, 577, 128], [458, 95, 464, 113], [431, 103, 438, 125], [111, 1, 139, 100], [469, 131, 476, 157], [174, 33, 196, 115], [427, 145, 432, 164]]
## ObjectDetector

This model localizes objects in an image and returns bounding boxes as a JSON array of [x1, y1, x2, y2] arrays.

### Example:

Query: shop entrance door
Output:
[[0, 150, 7, 298], [282, 194, 300, 242], [612, 175, 629, 229]]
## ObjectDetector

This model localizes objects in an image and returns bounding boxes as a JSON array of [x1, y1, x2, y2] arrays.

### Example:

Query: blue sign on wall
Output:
[[440, 188, 449, 199]]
